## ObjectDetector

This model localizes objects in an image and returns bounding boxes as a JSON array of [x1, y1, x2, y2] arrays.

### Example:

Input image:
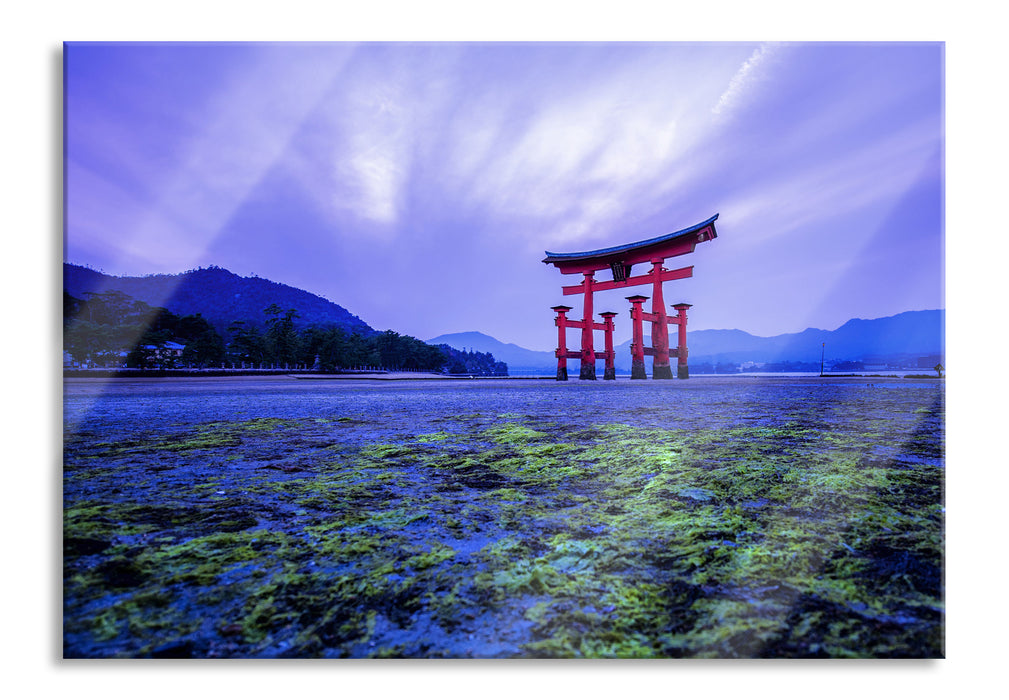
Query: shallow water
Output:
[[64, 374, 942, 436], [63, 375, 945, 658]]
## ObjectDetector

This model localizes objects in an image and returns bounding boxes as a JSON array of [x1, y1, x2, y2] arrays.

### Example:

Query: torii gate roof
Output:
[[542, 214, 718, 274]]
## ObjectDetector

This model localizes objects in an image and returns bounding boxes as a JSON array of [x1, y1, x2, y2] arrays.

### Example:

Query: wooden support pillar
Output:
[[650, 259, 672, 379], [672, 303, 692, 379], [579, 272, 596, 380], [551, 305, 573, 381], [600, 312, 617, 380], [626, 295, 648, 380]]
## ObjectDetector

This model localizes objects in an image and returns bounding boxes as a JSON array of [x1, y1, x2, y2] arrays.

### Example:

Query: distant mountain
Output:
[[64, 264, 374, 337], [434, 310, 945, 374], [679, 310, 944, 365], [425, 332, 556, 374]]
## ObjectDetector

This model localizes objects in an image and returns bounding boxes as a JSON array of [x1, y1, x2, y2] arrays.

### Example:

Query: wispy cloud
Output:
[[713, 43, 781, 118], [423, 52, 740, 248], [233, 45, 750, 252]]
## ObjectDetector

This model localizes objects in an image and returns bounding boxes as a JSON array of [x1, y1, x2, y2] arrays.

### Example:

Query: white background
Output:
[[4, 1, 1002, 697]]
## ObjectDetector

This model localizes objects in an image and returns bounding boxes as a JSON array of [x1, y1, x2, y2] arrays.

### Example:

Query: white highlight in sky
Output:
[[64, 42, 944, 347], [713, 43, 780, 117]]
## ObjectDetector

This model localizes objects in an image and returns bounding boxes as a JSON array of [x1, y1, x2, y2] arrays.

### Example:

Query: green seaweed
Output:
[[64, 387, 944, 658]]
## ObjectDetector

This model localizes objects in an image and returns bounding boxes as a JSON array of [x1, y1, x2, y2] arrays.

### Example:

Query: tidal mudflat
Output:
[[63, 375, 944, 658]]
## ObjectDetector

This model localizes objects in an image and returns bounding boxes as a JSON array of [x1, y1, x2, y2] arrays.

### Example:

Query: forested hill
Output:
[[64, 264, 373, 337]]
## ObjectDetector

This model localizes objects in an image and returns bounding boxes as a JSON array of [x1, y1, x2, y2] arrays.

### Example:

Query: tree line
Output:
[[63, 290, 507, 375]]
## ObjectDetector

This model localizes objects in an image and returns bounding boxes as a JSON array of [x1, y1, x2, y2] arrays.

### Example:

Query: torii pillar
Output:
[[672, 303, 692, 379], [552, 303, 617, 381], [627, 297, 694, 380], [542, 214, 718, 381], [600, 311, 617, 380], [579, 272, 596, 380], [551, 305, 574, 381], [627, 295, 648, 380], [649, 259, 673, 380]]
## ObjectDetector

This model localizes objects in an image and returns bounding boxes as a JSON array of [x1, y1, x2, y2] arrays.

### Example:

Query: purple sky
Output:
[[65, 42, 943, 350]]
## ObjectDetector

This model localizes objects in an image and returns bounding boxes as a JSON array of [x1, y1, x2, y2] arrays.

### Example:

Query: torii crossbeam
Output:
[[543, 214, 718, 380]]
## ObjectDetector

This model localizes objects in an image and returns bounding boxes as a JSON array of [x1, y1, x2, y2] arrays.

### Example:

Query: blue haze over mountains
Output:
[[427, 310, 944, 374], [64, 263, 942, 372]]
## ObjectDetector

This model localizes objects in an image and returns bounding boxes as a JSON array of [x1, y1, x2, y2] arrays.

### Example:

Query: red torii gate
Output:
[[542, 214, 718, 380]]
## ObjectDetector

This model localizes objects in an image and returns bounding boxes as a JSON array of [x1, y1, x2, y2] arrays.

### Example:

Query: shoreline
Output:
[[62, 369, 944, 382], [62, 368, 486, 380]]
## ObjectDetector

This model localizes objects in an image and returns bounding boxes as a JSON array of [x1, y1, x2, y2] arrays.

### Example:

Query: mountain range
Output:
[[428, 309, 945, 374]]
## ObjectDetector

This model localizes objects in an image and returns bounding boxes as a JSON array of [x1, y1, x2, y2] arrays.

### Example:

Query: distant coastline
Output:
[[62, 368, 441, 379], [62, 369, 943, 381]]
